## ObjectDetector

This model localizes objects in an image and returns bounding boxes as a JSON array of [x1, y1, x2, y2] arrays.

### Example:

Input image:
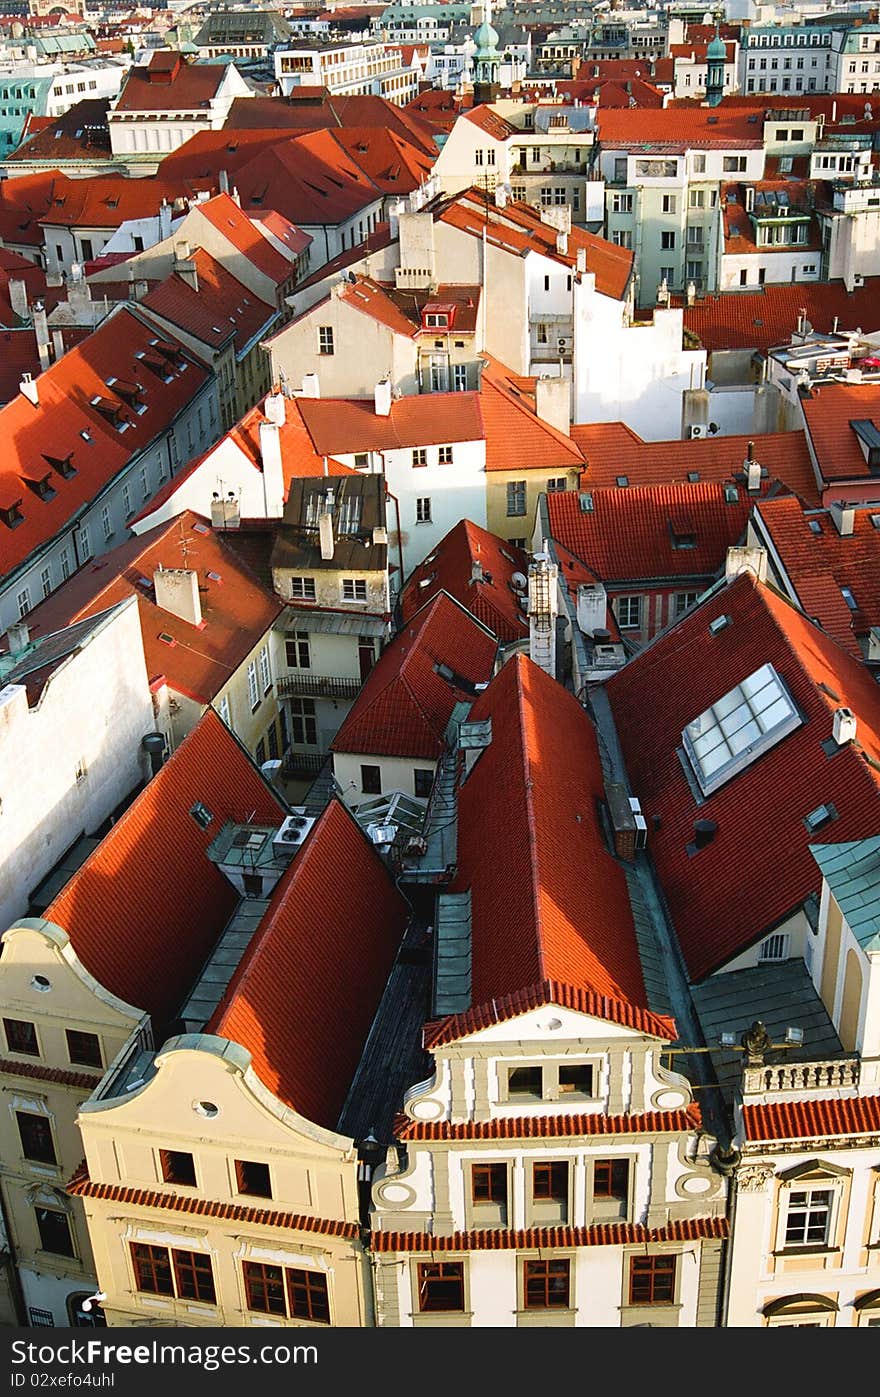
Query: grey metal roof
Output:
[[177, 898, 270, 1032], [433, 889, 472, 1016], [691, 959, 845, 1102], [811, 837, 880, 952], [282, 611, 389, 638]]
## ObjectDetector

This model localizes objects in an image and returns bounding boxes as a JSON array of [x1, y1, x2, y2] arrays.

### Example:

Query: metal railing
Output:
[[277, 673, 361, 700], [281, 749, 326, 778]]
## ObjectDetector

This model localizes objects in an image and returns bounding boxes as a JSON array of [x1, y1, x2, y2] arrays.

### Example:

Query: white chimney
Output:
[[8, 278, 28, 321], [211, 492, 240, 529], [264, 390, 286, 426], [556, 230, 569, 256], [19, 372, 38, 406], [153, 566, 202, 628], [725, 545, 768, 583], [528, 552, 559, 678], [158, 199, 172, 241], [51, 329, 65, 362], [374, 378, 392, 416], [301, 372, 320, 398], [576, 246, 587, 274], [471, 558, 483, 582], [831, 502, 855, 537], [576, 582, 607, 636], [686, 280, 696, 308], [833, 706, 857, 746], [5, 621, 29, 654], [743, 440, 761, 492], [495, 183, 508, 209], [319, 509, 334, 561], [535, 376, 571, 435], [259, 421, 285, 517]]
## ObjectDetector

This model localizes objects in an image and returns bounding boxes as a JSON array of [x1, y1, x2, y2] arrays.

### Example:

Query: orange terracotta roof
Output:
[[67, 1170, 359, 1236], [597, 105, 764, 148], [802, 381, 880, 486], [193, 191, 308, 284], [463, 104, 518, 140], [232, 127, 383, 227], [338, 276, 420, 338], [331, 591, 497, 759], [742, 1094, 880, 1142], [573, 425, 820, 506], [372, 1216, 729, 1251], [0, 1057, 100, 1091], [209, 800, 409, 1129], [722, 182, 821, 257], [436, 655, 657, 1029], [332, 126, 434, 193], [397, 1104, 701, 1140], [480, 356, 585, 474], [45, 710, 287, 1024], [39, 175, 205, 231], [681, 278, 880, 355], [606, 574, 880, 981], [143, 249, 276, 351], [547, 479, 752, 583], [24, 511, 282, 705], [400, 519, 529, 644], [0, 306, 209, 587], [574, 58, 675, 85], [436, 190, 633, 302], [298, 390, 484, 455]]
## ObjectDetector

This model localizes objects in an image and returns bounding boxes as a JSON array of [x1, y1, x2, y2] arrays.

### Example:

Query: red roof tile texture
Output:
[[24, 510, 282, 704], [45, 709, 286, 1024], [400, 519, 529, 644], [331, 591, 497, 758], [0, 1057, 100, 1091], [0, 306, 209, 586], [802, 381, 880, 486], [143, 248, 276, 351], [597, 105, 763, 148], [547, 479, 752, 582], [397, 1105, 700, 1140], [433, 655, 660, 1036], [682, 278, 880, 354], [479, 356, 584, 474], [606, 574, 880, 980], [189, 191, 307, 286], [574, 425, 819, 506], [114, 56, 229, 111], [298, 390, 484, 455], [67, 1172, 359, 1236], [742, 1094, 880, 1142], [209, 800, 409, 1129], [372, 1216, 729, 1251]]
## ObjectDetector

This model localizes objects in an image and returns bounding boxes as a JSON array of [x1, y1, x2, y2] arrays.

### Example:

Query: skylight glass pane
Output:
[[681, 663, 801, 796]]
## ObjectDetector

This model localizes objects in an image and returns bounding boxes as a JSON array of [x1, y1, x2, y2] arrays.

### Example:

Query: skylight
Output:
[[841, 586, 858, 611], [681, 662, 801, 797]]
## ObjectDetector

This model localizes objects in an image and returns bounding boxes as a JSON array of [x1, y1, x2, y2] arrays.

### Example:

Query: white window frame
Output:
[[615, 595, 641, 630], [258, 647, 272, 694], [246, 661, 259, 711]]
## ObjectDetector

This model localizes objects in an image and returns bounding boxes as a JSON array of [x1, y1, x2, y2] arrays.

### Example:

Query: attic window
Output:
[[804, 801, 838, 833], [190, 801, 214, 830], [682, 662, 802, 797], [193, 523, 209, 535], [616, 475, 629, 488], [841, 586, 858, 612], [687, 471, 700, 483], [45, 453, 76, 479], [1, 500, 24, 529], [871, 515, 880, 530], [723, 485, 739, 504], [158, 632, 177, 647], [670, 519, 696, 549], [808, 519, 822, 535], [80, 430, 92, 443], [709, 614, 731, 634], [25, 473, 55, 501], [579, 491, 594, 512]]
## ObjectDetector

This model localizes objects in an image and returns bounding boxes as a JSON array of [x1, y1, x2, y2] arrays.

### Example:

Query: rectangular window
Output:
[[453, 364, 467, 392], [661, 194, 676, 214], [693, 154, 706, 173], [318, 326, 334, 355], [612, 193, 633, 212], [414, 768, 434, 799], [547, 478, 567, 492], [674, 592, 699, 618], [160, 1150, 197, 1187], [361, 764, 381, 795], [759, 932, 790, 962], [594, 1159, 629, 1201], [173, 1250, 217, 1303], [290, 698, 317, 746], [65, 1030, 101, 1069], [4, 1018, 38, 1056], [132, 1243, 215, 1303], [508, 1065, 542, 1098], [288, 576, 316, 601], [660, 230, 676, 250], [417, 1261, 464, 1312], [689, 189, 706, 209], [258, 646, 272, 694], [785, 1189, 832, 1247], [139, 466, 149, 501], [416, 497, 431, 523], [16, 588, 30, 619], [682, 663, 801, 797], [558, 1064, 593, 1095], [101, 505, 112, 540], [438, 445, 453, 465], [612, 230, 633, 249], [615, 595, 641, 630], [247, 662, 259, 710], [286, 631, 311, 670], [16, 1112, 56, 1165], [243, 1261, 285, 1314], [507, 480, 526, 516], [533, 1161, 568, 1202], [659, 266, 675, 286], [243, 1261, 329, 1322], [472, 1163, 507, 1205], [524, 1258, 570, 1309], [36, 1209, 75, 1258], [60, 548, 71, 581], [723, 156, 747, 173], [629, 1254, 677, 1304], [235, 1159, 272, 1198], [40, 566, 52, 600], [412, 447, 427, 467], [342, 578, 368, 602], [286, 1268, 330, 1323]]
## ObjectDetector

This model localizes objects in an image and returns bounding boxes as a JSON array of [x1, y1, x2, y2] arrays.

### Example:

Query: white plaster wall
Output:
[[720, 249, 821, 291], [716, 907, 812, 975], [381, 439, 487, 575]]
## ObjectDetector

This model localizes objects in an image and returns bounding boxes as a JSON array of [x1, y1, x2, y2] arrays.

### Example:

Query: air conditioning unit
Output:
[[557, 337, 569, 350], [272, 813, 315, 854], [689, 424, 708, 439]]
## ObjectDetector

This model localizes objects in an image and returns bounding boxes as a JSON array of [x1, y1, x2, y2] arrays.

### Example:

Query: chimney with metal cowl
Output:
[[691, 818, 717, 851], [833, 706, 857, 746], [211, 492, 240, 530], [153, 566, 202, 628], [140, 731, 166, 782]]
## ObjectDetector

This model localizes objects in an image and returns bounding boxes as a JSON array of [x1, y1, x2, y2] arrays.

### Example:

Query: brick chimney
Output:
[[153, 566, 202, 628]]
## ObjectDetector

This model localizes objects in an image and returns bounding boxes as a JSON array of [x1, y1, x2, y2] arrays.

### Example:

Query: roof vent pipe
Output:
[[692, 818, 717, 850]]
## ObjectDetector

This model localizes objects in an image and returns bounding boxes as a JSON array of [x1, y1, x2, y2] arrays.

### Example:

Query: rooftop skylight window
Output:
[[809, 519, 822, 535], [681, 662, 801, 796], [841, 586, 858, 611]]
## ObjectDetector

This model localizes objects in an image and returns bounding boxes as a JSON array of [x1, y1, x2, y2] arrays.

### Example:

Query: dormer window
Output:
[[45, 453, 76, 480], [23, 472, 55, 500], [90, 394, 127, 430], [108, 377, 146, 414], [1, 499, 24, 529]]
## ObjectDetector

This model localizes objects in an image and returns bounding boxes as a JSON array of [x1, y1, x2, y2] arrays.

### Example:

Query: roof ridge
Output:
[[513, 656, 546, 979]]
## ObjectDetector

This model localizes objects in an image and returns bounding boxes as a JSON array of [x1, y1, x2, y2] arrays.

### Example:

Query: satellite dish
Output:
[[708, 421, 719, 434], [511, 571, 528, 590]]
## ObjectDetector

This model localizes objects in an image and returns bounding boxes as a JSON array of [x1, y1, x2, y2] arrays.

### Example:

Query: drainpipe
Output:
[[383, 483, 406, 606]]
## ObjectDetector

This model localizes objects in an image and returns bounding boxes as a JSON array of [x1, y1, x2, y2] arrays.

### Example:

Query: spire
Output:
[[472, 0, 500, 104], [706, 8, 726, 108]]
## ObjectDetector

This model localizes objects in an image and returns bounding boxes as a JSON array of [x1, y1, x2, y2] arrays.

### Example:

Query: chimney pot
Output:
[[833, 706, 857, 746]]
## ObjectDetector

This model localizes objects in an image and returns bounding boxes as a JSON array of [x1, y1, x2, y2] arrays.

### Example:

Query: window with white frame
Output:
[[16, 587, 31, 619], [547, 478, 567, 492], [682, 663, 801, 797], [342, 578, 368, 602], [246, 661, 259, 711], [416, 498, 431, 524], [101, 505, 112, 540], [615, 595, 641, 630], [60, 547, 71, 581], [453, 364, 467, 391], [758, 932, 790, 962], [674, 592, 699, 618], [784, 1188, 833, 1248], [40, 566, 52, 600], [258, 646, 272, 694], [289, 576, 316, 601], [78, 525, 92, 562], [612, 193, 633, 213], [318, 326, 334, 355], [218, 695, 230, 726]]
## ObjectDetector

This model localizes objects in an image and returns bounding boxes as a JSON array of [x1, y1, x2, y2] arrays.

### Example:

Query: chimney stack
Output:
[[19, 372, 38, 406], [471, 558, 483, 582], [5, 621, 29, 654], [33, 302, 51, 372], [153, 566, 202, 628], [8, 278, 29, 322], [319, 507, 334, 561], [743, 440, 761, 492], [725, 545, 768, 583], [692, 818, 717, 850], [51, 328, 65, 362], [833, 706, 857, 746], [219, 168, 230, 195], [173, 240, 198, 292], [259, 421, 285, 517], [264, 389, 286, 426], [374, 378, 392, 416], [831, 501, 855, 536], [300, 372, 320, 398]]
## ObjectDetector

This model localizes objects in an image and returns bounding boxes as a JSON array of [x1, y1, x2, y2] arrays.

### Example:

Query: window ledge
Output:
[[773, 1246, 840, 1258]]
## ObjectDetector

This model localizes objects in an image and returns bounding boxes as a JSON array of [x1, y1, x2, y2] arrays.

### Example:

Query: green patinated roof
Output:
[[811, 837, 880, 953]]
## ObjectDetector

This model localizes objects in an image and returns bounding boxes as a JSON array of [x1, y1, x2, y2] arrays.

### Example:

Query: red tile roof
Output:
[[752, 496, 880, 655], [436, 190, 633, 302], [547, 479, 752, 583], [722, 181, 821, 257], [332, 125, 434, 193], [142, 248, 276, 352], [226, 93, 439, 158], [0, 169, 65, 247], [573, 425, 820, 506], [682, 278, 880, 355], [24, 510, 282, 704], [0, 306, 209, 587], [741, 1094, 880, 1142], [463, 104, 518, 140], [44, 709, 287, 1024], [398, 1104, 701, 1140], [372, 1216, 729, 1251], [802, 381, 880, 486], [574, 58, 675, 86], [606, 574, 880, 981], [67, 1170, 359, 1236], [39, 175, 204, 231], [114, 55, 230, 111], [338, 276, 421, 339], [430, 655, 661, 1038], [209, 800, 409, 1129], [400, 519, 529, 644], [0, 1057, 100, 1091], [298, 390, 484, 455], [331, 591, 497, 759], [192, 191, 309, 285], [480, 356, 585, 474], [232, 128, 384, 226], [597, 105, 763, 149]]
